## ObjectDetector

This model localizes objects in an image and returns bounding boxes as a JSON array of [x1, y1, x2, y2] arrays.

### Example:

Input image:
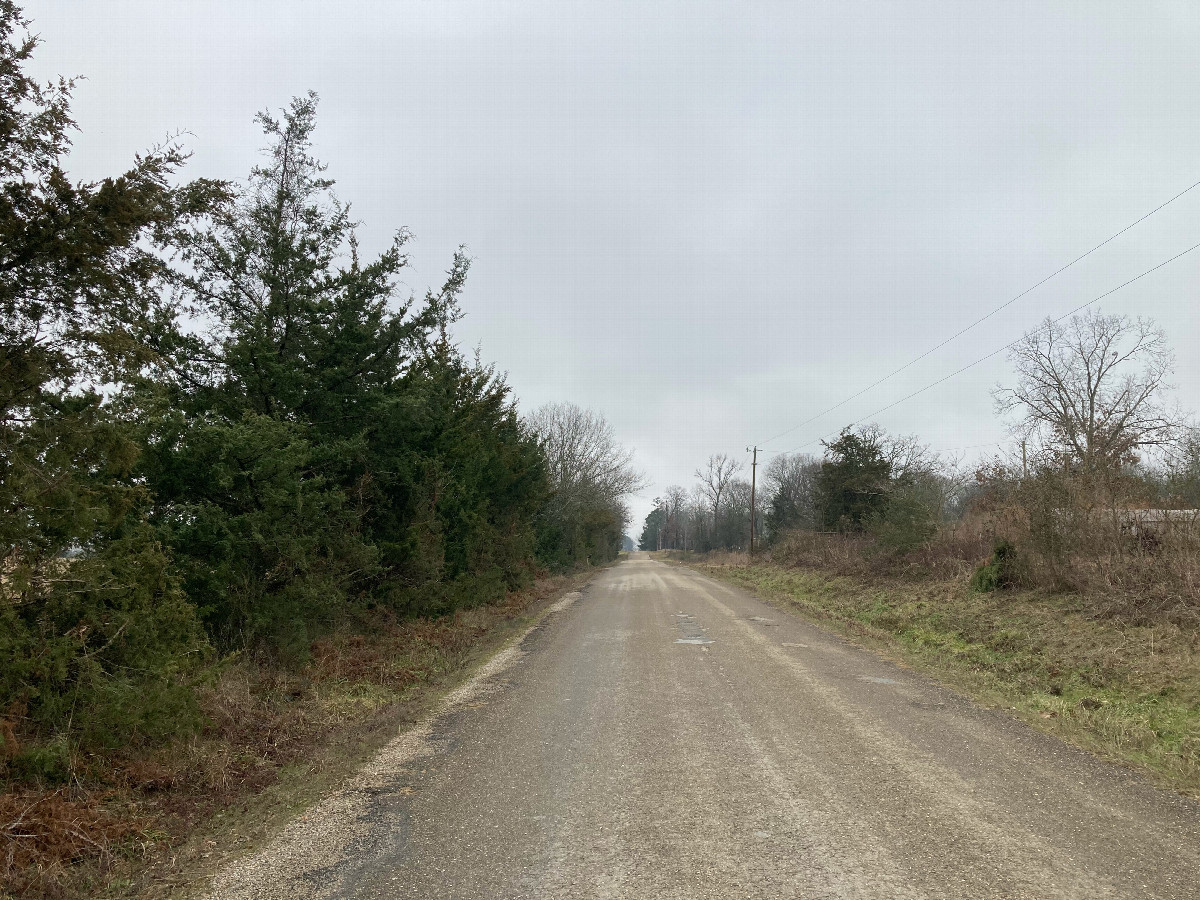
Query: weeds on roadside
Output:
[[1, 574, 580, 899]]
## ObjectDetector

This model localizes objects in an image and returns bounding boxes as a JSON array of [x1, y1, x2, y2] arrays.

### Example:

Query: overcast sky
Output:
[[25, 1, 1200, 529]]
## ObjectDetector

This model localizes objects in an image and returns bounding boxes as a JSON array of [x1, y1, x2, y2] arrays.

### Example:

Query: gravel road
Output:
[[206, 554, 1200, 899]]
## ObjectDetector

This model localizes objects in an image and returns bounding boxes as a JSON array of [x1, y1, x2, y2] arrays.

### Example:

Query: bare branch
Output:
[[994, 310, 1178, 473]]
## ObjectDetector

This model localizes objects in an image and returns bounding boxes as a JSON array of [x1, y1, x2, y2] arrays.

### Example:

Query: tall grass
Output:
[[766, 470, 1200, 625]]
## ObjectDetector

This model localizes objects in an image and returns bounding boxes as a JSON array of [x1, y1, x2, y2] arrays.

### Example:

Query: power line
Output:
[[759, 178, 1200, 448], [779, 238, 1200, 456], [931, 441, 1005, 453]]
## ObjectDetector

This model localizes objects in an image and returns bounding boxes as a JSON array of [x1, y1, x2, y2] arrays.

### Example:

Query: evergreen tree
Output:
[[639, 506, 666, 550], [141, 94, 549, 649], [815, 430, 893, 531], [370, 339, 546, 613], [0, 2, 219, 764], [140, 95, 439, 654]]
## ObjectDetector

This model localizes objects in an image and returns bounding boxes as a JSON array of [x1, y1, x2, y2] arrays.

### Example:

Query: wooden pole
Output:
[[748, 446, 759, 554]]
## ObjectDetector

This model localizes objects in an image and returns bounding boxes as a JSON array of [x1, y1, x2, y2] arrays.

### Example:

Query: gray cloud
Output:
[[26, 0, 1200, 527]]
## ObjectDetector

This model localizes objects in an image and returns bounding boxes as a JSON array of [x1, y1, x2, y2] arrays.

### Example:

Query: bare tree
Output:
[[763, 452, 822, 533], [1162, 428, 1200, 507], [995, 311, 1177, 474], [528, 402, 646, 504], [688, 484, 712, 550], [695, 453, 743, 533], [722, 478, 755, 549], [662, 484, 690, 549], [527, 402, 645, 561], [855, 423, 938, 480]]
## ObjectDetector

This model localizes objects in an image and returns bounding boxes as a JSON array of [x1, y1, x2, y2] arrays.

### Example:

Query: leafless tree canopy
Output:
[[660, 484, 690, 547], [764, 452, 822, 530], [851, 424, 939, 480], [695, 453, 743, 521], [528, 402, 645, 505], [764, 453, 819, 494], [995, 311, 1177, 473], [664, 484, 690, 518]]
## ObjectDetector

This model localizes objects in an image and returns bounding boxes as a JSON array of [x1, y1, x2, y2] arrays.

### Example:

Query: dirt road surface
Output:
[[205, 555, 1200, 899]]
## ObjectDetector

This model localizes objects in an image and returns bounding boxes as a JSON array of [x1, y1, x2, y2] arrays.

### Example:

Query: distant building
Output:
[[1118, 509, 1198, 537]]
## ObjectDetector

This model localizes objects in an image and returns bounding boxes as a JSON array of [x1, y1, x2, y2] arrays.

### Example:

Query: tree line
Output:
[[640, 428, 950, 554], [1, 3, 637, 781], [644, 307, 1200, 587]]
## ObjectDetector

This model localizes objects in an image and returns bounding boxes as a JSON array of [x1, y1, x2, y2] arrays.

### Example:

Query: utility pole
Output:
[[656, 497, 663, 552], [747, 446, 759, 554]]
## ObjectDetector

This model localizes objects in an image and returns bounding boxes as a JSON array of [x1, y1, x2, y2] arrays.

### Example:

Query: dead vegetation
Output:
[[1, 791, 144, 896], [750, 462, 1200, 625]]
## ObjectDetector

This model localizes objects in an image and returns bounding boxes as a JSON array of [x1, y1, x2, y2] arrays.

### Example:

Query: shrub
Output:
[[971, 540, 1020, 592], [870, 484, 939, 553], [8, 740, 72, 785], [1, 522, 208, 778]]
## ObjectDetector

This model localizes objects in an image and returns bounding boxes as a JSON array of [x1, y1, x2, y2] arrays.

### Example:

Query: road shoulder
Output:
[[132, 572, 601, 900], [682, 558, 1200, 802]]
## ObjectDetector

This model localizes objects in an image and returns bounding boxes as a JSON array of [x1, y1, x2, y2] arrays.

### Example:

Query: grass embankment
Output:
[[2, 571, 596, 900], [694, 558, 1200, 799]]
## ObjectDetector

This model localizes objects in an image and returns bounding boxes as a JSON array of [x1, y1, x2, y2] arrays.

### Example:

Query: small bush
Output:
[[1, 523, 209, 782], [870, 488, 939, 553], [971, 540, 1020, 592], [8, 740, 72, 785]]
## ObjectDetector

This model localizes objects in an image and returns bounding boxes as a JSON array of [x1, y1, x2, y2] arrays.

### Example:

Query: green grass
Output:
[[697, 561, 1200, 798]]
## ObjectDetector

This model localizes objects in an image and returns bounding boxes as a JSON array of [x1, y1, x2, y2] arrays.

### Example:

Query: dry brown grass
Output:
[[1, 791, 146, 897], [760, 496, 1200, 627], [765, 528, 989, 582], [956, 473, 1200, 621]]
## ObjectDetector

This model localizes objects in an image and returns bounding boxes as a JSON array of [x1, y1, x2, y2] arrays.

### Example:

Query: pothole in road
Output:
[[673, 612, 714, 645], [857, 675, 900, 685], [745, 616, 777, 625]]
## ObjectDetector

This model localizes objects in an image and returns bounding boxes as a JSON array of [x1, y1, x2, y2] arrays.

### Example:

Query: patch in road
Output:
[[673, 612, 713, 645]]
